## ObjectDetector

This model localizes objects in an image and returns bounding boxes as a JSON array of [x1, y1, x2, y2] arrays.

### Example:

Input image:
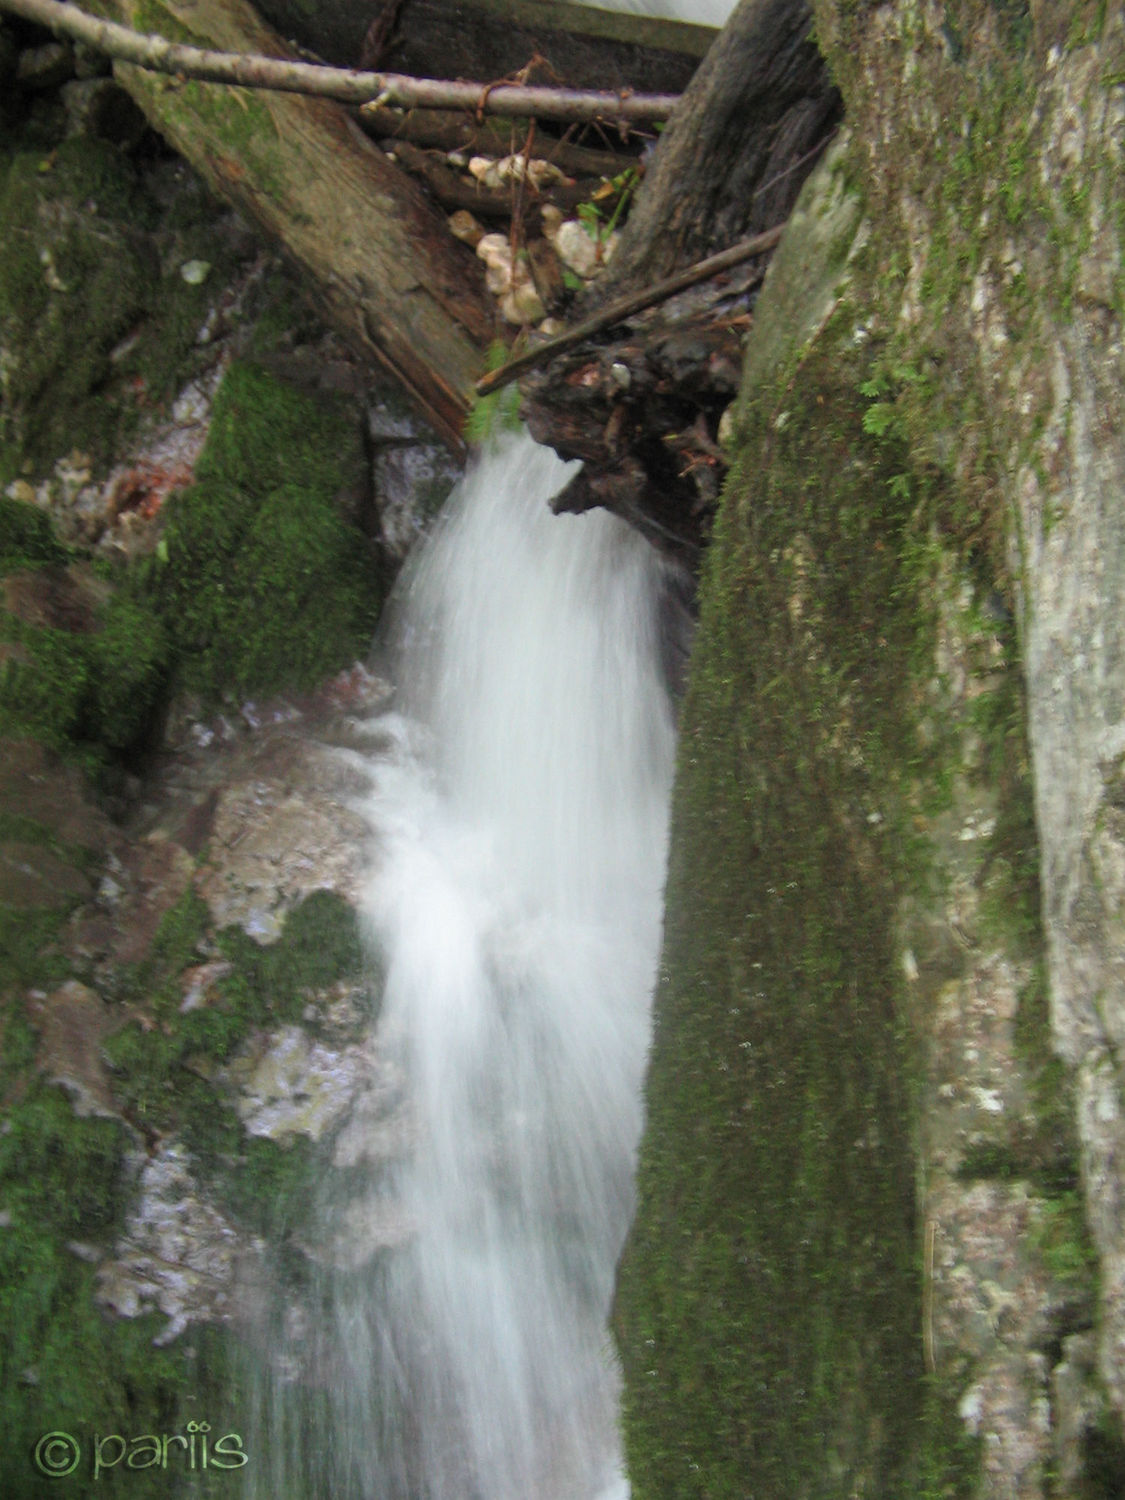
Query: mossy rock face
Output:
[[0, 879, 373, 1498], [617, 281, 930, 1496], [620, 0, 1125, 1486], [144, 360, 380, 701], [0, 136, 240, 488], [1, 356, 382, 754]]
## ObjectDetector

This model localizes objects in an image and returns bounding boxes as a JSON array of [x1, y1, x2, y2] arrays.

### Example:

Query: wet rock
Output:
[[213, 1023, 373, 1144], [330, 1052, 413, 1170], [17, 41, 75, 92], [373, 441, 461, 563], [0, 736, 115, 852], [27, 980, 119, 1119], [2, 562, 107, 634], [60, 77, 147, 148], [193, 746, 370, 938], [1052, 1332, 1101, 1494], [0, 841, 94, 909], [298, 1193, 415, 1273], [95, 1143, 264, 1344]]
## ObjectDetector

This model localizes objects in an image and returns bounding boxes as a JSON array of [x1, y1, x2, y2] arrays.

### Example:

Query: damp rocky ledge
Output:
[[615, 3, 1125, 1498], [5, 5, 1125, 1500], [0, 26, 459, 1491]]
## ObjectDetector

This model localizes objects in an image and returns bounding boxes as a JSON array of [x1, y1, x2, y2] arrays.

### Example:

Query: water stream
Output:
[[340, 431, 677, 1499], [250, 0, 738, 1484]]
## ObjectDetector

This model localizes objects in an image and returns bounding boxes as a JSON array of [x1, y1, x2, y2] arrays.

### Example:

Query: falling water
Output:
[[245, 0, 735, 1483], [314, 431, 676, 1499]]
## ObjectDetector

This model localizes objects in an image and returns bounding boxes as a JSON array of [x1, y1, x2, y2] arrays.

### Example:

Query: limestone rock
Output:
[[214, 1023, 373, 1144], [95, 1144, 264, 1345], [28, 980, 119, 1120]]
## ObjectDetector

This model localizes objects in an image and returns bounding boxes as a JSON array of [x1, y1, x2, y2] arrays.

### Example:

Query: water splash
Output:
[[324, 431, 675, 1498]]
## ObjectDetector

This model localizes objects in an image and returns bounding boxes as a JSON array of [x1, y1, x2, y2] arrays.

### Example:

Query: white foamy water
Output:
[[336, 431, 675, 1498]]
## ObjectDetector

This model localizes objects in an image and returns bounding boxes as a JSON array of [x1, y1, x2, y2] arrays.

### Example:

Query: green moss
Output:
[[142, 361, 380, 700], [0, 581, 168, 755], [216, 888, 368, 1030], [916, 1373, 984, 1500], [104, 889, 367, 1142], [0, 130, 249, 488], [617, 318, 936, 1497], [0, 140, 152, 481], [1030, 1191, 1098, 1290], [0, 1075, 233, 1499], [0, 618, 92, 748], [0, 497, 69, 574], [0, 1201, 235, 1500], [0, 1086, 125, 1235]]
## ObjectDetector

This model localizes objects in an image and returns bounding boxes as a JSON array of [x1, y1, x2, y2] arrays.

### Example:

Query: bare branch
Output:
[[474, 223, 786, 397], [0, 0, 681, 123]]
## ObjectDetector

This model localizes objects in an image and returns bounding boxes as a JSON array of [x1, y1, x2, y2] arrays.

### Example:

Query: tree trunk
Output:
[[257, 0, 713, 94], [519, 0, 840, 562], [86, 0, 496, 451]]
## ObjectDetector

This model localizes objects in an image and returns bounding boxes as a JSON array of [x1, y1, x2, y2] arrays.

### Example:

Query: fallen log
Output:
[[520, 0, 842, 558], [258, 0, 713, 96], [358, 105, 638, 182], [65, 0, 498, 450], [2, 0, 684, 122]]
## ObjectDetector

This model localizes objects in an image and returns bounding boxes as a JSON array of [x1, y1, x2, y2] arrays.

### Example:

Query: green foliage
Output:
[[463, 341, 523, 446]]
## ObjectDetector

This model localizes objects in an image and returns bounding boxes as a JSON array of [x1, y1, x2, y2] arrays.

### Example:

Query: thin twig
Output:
[[0, 0, 681, 123], [474, 222, 785, 397], [923, 1217, 937, 1375]]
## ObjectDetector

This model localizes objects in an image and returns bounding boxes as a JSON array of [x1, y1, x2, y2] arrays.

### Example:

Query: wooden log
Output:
[[81, 0, 497, 451], [358, 104, 638, 181], [3, 0, 683, 123], [602, 0, 840, 290], [257, 0, 713, 95], [519, 0, 842, 557]]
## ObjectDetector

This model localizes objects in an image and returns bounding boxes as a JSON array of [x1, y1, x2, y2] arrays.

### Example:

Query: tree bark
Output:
[[600, 0, 838, 290], [257, 0, 713, 94], [76, 0, 496, 451], [2, 0, 683, 122], [519, 0, 841, 562]]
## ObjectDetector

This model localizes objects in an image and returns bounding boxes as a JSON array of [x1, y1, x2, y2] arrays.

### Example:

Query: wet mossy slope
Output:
[[615, 160, 938, 1497]]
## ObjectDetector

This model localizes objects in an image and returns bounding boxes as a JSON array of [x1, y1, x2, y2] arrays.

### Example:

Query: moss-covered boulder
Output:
[[618, 2, 1125, 1492], [144, 360, 380, 701], [0, 136, 242, 487]]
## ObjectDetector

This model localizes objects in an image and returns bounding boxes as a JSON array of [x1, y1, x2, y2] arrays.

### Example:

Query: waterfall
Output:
[[246, 0, 730, 1483], [335, 431, 675, 1499]]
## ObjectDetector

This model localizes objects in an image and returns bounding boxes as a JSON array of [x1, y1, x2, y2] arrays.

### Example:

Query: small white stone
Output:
[[179, 259, 211, 285], [554, 220, 602, 279], [971, 1085, 1004, 1114]]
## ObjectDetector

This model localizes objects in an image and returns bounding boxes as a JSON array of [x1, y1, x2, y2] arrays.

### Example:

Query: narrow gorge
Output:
[[3, 2, 1125, 1499]]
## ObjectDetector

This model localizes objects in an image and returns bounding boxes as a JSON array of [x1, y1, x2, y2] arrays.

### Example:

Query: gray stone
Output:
[[95, 1143, 265, 1344]]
